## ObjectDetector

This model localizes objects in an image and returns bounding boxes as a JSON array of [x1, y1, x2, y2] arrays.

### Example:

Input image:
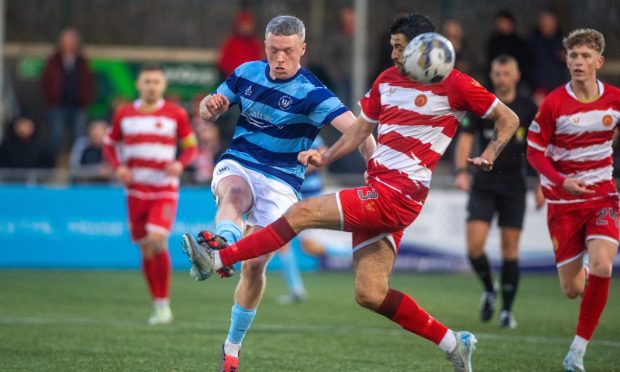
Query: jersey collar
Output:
[[564, 80, 604, 102], [133, 98, 165, 111]]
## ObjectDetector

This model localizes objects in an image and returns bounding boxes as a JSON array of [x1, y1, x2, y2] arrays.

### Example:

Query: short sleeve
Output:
[[359, 76, 382, 123], [448, 72, 499, 119], [105, 107, 124, 143], [527, 98, 556, 151], [216, 71, 241, 106], [175, 106, 193, 139], [306, 87, 348, 125]]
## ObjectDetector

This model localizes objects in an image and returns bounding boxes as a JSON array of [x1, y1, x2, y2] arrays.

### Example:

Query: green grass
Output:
[[0, 270, 618, 371]]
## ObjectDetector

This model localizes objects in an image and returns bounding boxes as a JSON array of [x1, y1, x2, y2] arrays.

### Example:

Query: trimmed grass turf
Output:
[[0, 270, 618, 371]]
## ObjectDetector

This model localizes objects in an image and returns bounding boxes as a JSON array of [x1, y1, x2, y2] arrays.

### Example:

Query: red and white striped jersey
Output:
[[527, 81, 620, 203], [105, 99, 194, 200], [360, 67, 498, 200]]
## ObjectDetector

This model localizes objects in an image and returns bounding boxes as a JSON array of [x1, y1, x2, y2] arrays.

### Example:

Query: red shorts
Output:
[[337, 180, 428, 252], [547, 195, 619, 267], [127, 196, 178, 242]]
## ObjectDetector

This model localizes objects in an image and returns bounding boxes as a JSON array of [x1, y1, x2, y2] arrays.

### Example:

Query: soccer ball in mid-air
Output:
[[403, 32, 455, 83]]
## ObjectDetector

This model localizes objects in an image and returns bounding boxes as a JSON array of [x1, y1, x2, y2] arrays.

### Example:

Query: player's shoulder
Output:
[[374, 66, 403, 84], [298, 67, 329, 89], [539, 85, 569, 109], [602, 81, 620, 98], [115, 102, 136, 117], [161, 100, 188, 117], [234, 60, 267, 76], [443, 69, 484, 90]]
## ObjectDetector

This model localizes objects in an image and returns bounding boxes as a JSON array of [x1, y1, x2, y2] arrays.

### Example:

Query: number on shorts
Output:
[[357, 188, 378, 200], [596, 207, 619, 227]]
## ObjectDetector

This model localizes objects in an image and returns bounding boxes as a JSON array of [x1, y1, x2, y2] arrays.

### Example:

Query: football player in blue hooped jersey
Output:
[[188, 15, 376, 371]]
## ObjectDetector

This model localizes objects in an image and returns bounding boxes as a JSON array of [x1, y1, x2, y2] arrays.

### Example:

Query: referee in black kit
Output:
[[454, 55, 538, 329]]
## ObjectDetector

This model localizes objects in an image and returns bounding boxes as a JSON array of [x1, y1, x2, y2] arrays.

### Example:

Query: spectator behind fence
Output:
[[486, 10, 533, 89], [442, 19, 477, 77], [217, 10, 263, 78], [529, 11, 568, 105], [40, 27, 95, 162], [69, 119, 113, 183], [324, 6, 354, 107], [0, 117, 53, 169], [192, 121, 222, 184]]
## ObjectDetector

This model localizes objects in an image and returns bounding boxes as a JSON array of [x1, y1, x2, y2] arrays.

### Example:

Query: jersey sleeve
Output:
[[175, 106, 193, 141], [359, 76, 381, 123], [215, 70, 241, 106], [306, 87, 348, 125], [105, 107, 124, 143], [448, 72, 499, 119], [527, 97, 556, 152]]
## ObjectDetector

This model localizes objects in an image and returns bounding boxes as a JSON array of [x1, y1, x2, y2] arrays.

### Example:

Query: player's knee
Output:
[[222, 186, 250, 208], [561, 283, 581, 299], [285, 201, 313, 230], [589, 260, 612, 277], [354, 287, 384, 310], [242, 257, 268, 277]]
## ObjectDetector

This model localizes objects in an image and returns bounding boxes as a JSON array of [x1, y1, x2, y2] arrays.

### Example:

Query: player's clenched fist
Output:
[[200, 94, 230, 122], [298, 149, 324, 167], [115, 165, 133, 186]]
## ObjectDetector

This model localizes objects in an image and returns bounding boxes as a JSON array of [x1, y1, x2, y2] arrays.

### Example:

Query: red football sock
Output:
[[152, 250, 171, 299], [219, 217, 297, 266], [142, 257, 157, 300], [576, 274, 610, 340], [376, 288, 449, 344]]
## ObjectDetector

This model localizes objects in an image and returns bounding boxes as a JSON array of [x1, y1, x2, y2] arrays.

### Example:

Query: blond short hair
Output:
[[563, 28, 605, 54]]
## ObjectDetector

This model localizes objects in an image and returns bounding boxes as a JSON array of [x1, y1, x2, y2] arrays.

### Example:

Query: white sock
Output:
[[570, 335, 589, 352], [438, 330, 458, 353], [224, 339, 241, 357], [213, 251, 223, 270], [153, 298, 170, 310]]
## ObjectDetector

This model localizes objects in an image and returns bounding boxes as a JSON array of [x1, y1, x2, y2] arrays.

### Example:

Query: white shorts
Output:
[[211, 159, 299, 227]]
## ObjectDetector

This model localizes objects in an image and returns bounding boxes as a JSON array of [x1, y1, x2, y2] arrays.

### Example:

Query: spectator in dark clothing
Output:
[[0, 117, 53, 169], [529, 11, 568, 105], [324, 7, 355, 107], [443, 19, 478, 77], [69, 119, 113, 183], [486, 10, 533, 89], [40, 28, 95, 161], [217, 11, 263, 78]]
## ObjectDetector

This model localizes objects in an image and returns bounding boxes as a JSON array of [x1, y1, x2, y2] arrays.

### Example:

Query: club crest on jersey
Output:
[[244, 85, 253, 96], [414, 94, 427, 107], [155, 122, 163, 129], [278, 95, 293, 110], [602, 114, 613, 127]]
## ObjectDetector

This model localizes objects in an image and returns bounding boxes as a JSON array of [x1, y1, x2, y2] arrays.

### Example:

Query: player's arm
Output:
[[454, 129, 474, 191], [103, 110, 132, 185], [167, 108, 199, 177], [469, 102, 519, 171], [330, 111, 377, 162], [199, 93, 230, 122], [299, 116, 377, 167]]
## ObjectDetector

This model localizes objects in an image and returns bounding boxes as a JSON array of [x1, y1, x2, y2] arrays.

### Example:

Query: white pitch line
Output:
[[1, 316, 619, 348]]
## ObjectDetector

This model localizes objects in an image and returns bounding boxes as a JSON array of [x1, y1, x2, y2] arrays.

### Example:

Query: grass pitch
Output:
[[0, 270, 618, 371]]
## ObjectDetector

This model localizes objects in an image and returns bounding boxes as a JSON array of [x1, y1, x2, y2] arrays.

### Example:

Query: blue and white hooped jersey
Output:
[[217, 60, 348, 194], [300, 136, 325, 198]]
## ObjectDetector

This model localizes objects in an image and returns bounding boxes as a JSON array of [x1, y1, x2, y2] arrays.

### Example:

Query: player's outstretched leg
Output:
[[354, 239, 477, 371]]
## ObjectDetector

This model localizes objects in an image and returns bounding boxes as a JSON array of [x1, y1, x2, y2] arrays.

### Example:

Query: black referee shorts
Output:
[[466, 178, 526, 229]]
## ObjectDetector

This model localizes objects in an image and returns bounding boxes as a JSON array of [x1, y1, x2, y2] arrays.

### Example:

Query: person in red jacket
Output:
[[103, 64, 198, 325], [217, 11, 263, 77], [40, 28, 95, 161]]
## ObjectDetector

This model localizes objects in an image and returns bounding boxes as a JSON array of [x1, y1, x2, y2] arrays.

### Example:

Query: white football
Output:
[[403, 32, 455, 83]]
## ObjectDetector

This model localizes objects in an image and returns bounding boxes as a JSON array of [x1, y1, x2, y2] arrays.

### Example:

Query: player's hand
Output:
[[562, 178, 595, 195], [165, 161, 183, 177], [200, 94, 229, 121], [454, 171, 471, 192], [467, 157, 493, 172], [534, 183, 546, 210], [298, 149, 325, 167], [115, 165, 132, 186]]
